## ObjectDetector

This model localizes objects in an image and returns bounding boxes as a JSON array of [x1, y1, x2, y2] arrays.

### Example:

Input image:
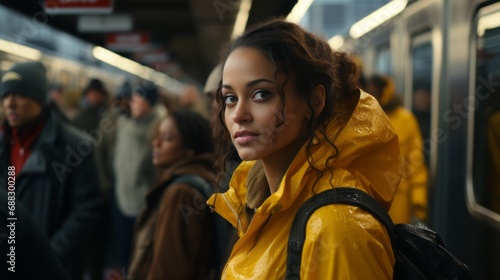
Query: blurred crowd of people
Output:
[[0, 59, 228, 280]]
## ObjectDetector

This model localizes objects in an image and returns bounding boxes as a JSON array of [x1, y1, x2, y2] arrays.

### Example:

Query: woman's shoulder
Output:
[[305, 203, 385, 239]]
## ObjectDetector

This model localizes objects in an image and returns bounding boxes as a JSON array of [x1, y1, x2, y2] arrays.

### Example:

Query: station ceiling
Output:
[[1, 0, 298, 84]]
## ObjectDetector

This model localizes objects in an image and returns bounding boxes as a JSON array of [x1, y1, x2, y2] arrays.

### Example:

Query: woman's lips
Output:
[[234, 130, 259, 145], [234, 134, 258, 145]]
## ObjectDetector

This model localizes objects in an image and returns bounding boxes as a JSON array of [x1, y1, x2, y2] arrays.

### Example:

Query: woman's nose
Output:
[[231, 101, 252, 124]]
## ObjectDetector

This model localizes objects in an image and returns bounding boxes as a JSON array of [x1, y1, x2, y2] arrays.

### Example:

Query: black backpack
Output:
[[285, 187, 474, 280], [171, 175, 234, 278]]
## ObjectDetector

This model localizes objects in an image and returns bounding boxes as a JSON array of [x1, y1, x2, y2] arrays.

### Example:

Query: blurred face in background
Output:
[[413, 89, 431, 112], [130, 93, 151, 118], [2, 93, 43, 128], [113, 96, 131, 117], [366, 84, 383, 101], [86, 89, 107, 107], [152, 117, 193, 168]]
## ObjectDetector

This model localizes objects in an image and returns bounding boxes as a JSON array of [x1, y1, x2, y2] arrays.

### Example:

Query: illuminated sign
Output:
[[44, 0, 113, 14]]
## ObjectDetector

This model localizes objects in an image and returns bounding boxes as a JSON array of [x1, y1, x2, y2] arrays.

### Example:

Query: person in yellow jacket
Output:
[[207, 18, 402, 279], [366, 75, 429, 224]]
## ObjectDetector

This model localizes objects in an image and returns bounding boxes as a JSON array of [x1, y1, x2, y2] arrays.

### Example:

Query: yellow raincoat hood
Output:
[[208, 91, 401, 279]]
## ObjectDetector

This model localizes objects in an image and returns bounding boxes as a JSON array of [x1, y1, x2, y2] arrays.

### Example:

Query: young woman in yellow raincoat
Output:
[[208, 18, 402, 279]]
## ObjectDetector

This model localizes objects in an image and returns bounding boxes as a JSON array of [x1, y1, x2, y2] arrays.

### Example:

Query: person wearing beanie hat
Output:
[[73, 78, 109, 132], [133, 81, 159, 106], [79, 78, 108, 109], [110, 80, 164, 272], [0, 61, 102, 280], [84, 78, 108, 95], [0, 61, 48, 129], [130, 81, 159, 118], [0, 61, 48, 105]]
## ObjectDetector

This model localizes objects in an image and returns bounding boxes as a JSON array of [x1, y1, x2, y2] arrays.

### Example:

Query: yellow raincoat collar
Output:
[[208, 90, 401, 233]]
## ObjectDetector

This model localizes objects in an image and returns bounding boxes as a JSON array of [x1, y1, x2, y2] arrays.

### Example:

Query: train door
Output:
[[467, 2, 500, 277], [468, 0, 500, 231]]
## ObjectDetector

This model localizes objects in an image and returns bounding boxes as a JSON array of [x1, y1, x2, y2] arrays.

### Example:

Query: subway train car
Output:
[[0, 40, 127, 114], [340, 0, 500, 278]]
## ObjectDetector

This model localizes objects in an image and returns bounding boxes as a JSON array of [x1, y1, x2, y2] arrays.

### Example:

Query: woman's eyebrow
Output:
[[222, 78, 276, 90]]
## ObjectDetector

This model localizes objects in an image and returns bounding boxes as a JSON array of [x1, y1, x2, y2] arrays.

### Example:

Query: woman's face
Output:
[[222, 47, 310, 163], [152, 117, 193, 167]]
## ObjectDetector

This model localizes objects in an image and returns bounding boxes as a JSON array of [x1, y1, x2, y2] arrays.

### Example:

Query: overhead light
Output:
[[328, 35, 344, 50], [92, 46, 184, 93], [287, 0, 314, 24], [231, 0, 252, 38], [93, 46, 145, 76], [0, 39, 42, 61], [349, 0, 408, 39]]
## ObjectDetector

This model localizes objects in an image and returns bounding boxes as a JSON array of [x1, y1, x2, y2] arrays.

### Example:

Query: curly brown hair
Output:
[[212, 18, 360, 187]]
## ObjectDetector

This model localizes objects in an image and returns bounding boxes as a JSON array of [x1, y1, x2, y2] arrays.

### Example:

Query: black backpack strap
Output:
[[171, 174, 214, 199], [286, 187, 395, 279]]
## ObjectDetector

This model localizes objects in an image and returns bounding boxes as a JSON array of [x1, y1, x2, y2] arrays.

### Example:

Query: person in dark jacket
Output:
[[128, 109, 217, 280], [0, 189, 71, 280], [72, 78, 113, 280], [73, 78, 109, 133], [0, 61, 102, 280]]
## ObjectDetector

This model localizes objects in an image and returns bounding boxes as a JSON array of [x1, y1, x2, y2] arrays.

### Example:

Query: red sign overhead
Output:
[[44, 0, 113, 14]]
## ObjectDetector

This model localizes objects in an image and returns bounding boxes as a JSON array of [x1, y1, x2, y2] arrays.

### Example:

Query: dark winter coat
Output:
[[0, 108, 102, 279]]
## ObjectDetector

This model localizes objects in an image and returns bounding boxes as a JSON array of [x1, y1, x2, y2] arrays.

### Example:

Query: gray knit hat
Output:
[[0, 61, 48, 104]]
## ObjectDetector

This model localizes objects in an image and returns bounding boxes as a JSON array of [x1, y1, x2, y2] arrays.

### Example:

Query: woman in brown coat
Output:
[[128, 109, 216, 280]]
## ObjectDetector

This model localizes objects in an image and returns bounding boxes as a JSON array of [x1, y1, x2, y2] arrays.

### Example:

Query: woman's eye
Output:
[[253, 90, 272, 100], [223, 94, 237, 105]]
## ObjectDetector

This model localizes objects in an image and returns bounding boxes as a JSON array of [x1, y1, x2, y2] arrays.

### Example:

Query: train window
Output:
[[375, 45, 392, 76], [411, 33, 433, 166], [471, 5, 500, 216]]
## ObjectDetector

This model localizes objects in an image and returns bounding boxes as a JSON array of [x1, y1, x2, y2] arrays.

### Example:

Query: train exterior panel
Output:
[[343, 0, 500, 278]]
